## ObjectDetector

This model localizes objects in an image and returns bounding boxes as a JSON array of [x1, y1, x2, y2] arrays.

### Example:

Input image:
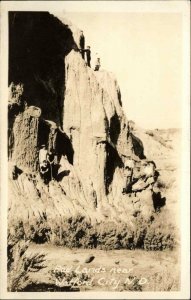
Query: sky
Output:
[[54, 10, 183, 130]]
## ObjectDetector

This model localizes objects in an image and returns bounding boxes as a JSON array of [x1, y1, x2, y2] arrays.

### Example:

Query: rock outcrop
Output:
[[8, 12, 168, 249]]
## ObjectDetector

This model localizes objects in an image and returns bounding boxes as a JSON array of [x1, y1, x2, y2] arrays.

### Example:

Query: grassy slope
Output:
[[25, 128, 181, 291]]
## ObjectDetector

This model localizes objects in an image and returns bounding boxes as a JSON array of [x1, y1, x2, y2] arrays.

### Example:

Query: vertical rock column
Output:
[[12, 106, 41, 172]]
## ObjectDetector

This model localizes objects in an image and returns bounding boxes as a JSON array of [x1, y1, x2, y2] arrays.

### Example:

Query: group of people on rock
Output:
[[79, 31, 101, 71], [122, 158, 159, 195], [39, 145, 58, 184]]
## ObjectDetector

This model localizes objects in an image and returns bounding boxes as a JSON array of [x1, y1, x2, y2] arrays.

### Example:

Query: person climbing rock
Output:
[[85, 46, 91, 67], [47, 150, 56, 180], [94, 53, 101, 71], [39, 145, 47, 167], [40, 160, 51, 184], [79, 30, 85, 59], [47, 150, 59, 180]]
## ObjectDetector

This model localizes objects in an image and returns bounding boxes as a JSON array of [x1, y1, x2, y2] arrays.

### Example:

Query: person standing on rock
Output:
[[94, 53, 101, 71], [79, 30, 85, 59], [39, 145, 47, 167], [47, 150, 57, 180], [85, 46, 91, 67]]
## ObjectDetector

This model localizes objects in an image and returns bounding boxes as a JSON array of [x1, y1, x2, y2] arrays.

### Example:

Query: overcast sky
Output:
[[54, 10, 183, 130], [1, 1, 187, 132], [44, 1, 185, 128]]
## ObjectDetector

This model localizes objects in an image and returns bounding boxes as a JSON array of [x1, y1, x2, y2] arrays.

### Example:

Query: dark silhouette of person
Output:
[[47, 150, 59, 180], [47, 151, 54, 180], [79, 30, 85, 59], [85, 46, 91, 67]]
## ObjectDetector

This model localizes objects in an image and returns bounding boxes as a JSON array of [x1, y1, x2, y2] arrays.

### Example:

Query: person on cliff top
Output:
[[94, 53, 101, 71], [85, 46, 91, 67], [39, 145, 47, 167], [79, 30, 85, 59]]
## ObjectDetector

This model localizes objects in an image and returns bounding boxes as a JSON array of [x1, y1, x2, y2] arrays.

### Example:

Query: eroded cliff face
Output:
[[8, 12, 166, 249], [63, 50, 149, 208]]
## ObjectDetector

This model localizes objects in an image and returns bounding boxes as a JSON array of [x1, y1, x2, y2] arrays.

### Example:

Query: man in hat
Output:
[[85, 46, 91, 67], [79, 30, 85, 59]]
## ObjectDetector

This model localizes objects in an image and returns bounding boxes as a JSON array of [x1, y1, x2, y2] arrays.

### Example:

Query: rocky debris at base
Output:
[[85, 255, 95, 264]]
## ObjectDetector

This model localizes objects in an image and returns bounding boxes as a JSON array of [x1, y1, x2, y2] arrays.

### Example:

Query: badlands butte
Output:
[[8, 11, 179, 251]]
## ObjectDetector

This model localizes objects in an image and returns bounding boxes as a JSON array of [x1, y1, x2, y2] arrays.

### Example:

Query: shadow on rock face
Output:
[[110, 112, 121, 145], [56, 130, 74, 165], [57, 170, 70, 182], [105, 142, 123, 195], [152, 191, 166, 211], [131, 133, 146, 160], [9, 11, 77, 127]]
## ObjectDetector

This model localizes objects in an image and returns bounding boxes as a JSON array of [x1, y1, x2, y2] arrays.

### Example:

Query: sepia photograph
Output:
[[0, 1, 190, 299]]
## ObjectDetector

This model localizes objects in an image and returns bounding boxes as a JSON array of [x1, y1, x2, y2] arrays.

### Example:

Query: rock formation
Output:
[[8, 12, 169, 250]]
